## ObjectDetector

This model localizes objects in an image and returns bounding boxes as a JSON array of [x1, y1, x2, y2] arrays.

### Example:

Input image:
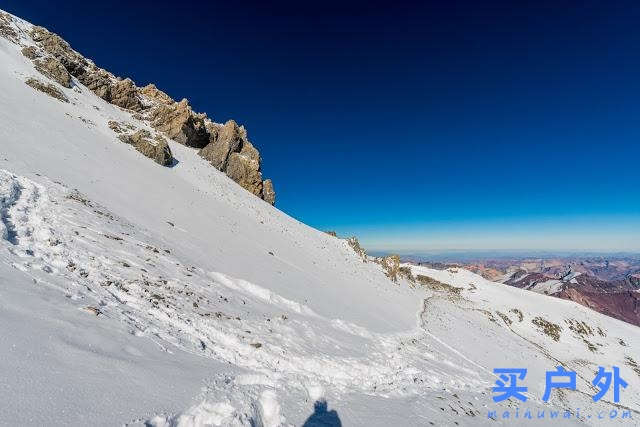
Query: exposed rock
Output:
[[27, 22, 275, 202], [108, 120, 124, 133], [33, 57, 72, 88], [200, 120, 244, 170], [149, 99, 209, 148], [376, 255, 401, 282], [110, 78, 143, 111], [262, 179, 275, 205], [140, 84, 173, 105], [135, 135, 173, 167], [199, 120, 275, 204], [0, 12, 18, 43], [117, 129, 151, 145], [226, 151, 264, 197], [88, 70, 115, 100], [30, 26, 119, 103], [114, 129, 173, 166], [25, 77, 68, 102], [347, 237, 367, 262], [30, 26, 89, 77], [21, 46, 40, 59]]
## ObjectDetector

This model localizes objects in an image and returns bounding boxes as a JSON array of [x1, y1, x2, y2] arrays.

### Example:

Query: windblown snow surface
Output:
[[1, 10, 639, 426]]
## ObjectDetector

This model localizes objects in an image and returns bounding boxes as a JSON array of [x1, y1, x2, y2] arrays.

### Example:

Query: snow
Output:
[[1, 9, 639, 426], [528, 279, 564, 294]]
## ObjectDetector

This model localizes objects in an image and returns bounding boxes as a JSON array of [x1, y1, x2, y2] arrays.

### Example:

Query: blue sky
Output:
[[6, 0, 639, 252]]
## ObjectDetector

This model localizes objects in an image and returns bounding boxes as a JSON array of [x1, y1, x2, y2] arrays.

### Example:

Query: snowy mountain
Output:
[[1, 9, 639, 426]]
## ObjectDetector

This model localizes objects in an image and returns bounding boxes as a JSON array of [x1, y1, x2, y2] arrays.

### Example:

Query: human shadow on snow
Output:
[[302, 400, 342, 427]]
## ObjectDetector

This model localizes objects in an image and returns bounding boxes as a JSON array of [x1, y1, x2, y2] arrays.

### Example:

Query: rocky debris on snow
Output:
[[531, 316, 562, 342], [82, 306, 102, 316], [347, 237, 367, 262], [25, 77, 68, 102], [108, 120, 123, 133], [416, 275, 463, 295], [510, 308, 524, 322], [376, 255, 401, 282], [33, 56, 71, 88], [398, 265, 415, 282], [21, 45, 40, 59], [496, 311, 512, 326], [108, 120, 135, 134]]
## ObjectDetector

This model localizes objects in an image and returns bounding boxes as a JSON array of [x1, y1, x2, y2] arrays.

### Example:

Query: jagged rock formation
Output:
[[200, 119, 271, 198], [3, 15, 275, 204], [148, 98, 209, 148]]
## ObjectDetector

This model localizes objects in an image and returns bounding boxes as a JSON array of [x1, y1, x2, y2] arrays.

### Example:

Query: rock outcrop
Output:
[[148, 99, 209, 148], [25, 77, 68, 102], [2, 16, 275, 204], [0, 12, 18, 43], [110, 78, 143, 112], [33, 57, 71, 88], [262, 179, 276, 205], [116, 128, 174, 166], [200, 120, 274, 203], [21, 45, 40, 59]]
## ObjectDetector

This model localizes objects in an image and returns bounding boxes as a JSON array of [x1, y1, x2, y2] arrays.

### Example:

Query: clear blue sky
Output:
[[5, 0, 640, 252]]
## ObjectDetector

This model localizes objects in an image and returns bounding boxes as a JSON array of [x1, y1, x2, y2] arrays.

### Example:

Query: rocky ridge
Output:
[[0, 11, 275, 204]]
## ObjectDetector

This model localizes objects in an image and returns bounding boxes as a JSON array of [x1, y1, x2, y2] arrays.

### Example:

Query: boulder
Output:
[[135, 135, 173, 166], [116, 129, 173, 166], [33, 57, 72, 88]]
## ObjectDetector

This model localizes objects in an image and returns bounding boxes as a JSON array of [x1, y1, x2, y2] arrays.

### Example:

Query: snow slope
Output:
[[1, 10, 639, 426]]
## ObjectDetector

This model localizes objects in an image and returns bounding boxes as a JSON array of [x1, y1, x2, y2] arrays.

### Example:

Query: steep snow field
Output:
[[1, 10, 639, 426]]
